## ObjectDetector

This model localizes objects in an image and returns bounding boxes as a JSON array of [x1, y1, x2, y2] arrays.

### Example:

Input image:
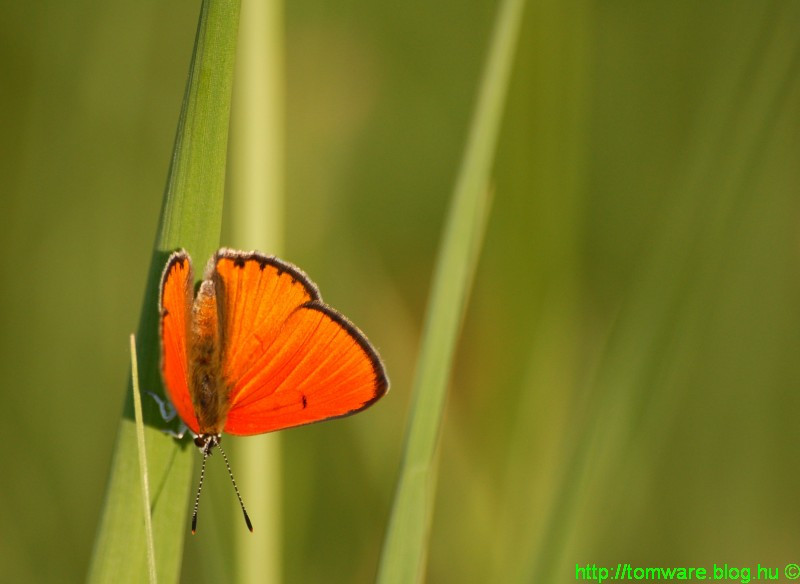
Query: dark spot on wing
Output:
[[234, 257, 246, 268]]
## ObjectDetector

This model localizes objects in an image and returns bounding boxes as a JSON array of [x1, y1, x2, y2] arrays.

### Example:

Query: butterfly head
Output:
[[194, 433, 221, 456]]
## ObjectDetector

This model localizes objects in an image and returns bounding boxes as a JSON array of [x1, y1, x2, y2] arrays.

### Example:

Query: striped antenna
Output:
[[217, 442, 253, 532], [191, 449, 209, 534]]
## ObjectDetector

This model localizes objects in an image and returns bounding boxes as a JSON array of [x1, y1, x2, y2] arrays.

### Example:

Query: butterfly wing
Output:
[[210, 249, 388, 436], [159, 250, 201, 434]]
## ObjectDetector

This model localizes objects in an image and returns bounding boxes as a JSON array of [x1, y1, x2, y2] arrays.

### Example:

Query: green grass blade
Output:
[[376, 0, 526, 581], [228, 0, 285, 581], [130, 334, 157, 584], [87, 1, 241, 582]]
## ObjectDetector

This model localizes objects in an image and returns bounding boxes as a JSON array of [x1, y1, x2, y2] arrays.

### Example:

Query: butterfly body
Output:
[[189, 280, 228, 435]]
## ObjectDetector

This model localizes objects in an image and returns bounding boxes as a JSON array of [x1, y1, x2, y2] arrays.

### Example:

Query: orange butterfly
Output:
[[158, 248, 389, 532]]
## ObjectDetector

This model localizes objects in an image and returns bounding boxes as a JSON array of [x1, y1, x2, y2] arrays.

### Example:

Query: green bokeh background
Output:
[[2, 1, 799, 582]]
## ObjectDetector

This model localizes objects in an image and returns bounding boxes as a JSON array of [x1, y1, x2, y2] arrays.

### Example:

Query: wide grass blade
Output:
[[87, 1, 241, 582], [376, 0, 526, 581]]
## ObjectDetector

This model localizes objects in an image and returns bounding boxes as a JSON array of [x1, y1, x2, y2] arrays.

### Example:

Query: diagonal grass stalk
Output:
[[376, 0, 526, 580], [87, 1, 241, 582], [130, 334, 158, 584]]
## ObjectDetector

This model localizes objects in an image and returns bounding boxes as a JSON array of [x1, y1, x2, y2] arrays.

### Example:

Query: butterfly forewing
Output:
[[211, 249, 316, 392], [211, 249, 388, 436], [159, 251, 201, 434]]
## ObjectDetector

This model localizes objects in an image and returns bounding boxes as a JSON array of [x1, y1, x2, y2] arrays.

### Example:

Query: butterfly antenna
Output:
[[217, 442, 253, 532], [191, 450, 210, 534]]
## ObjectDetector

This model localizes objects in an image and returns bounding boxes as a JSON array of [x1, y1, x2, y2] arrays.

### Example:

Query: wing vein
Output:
[[232, 306, 328, 408], [227, 268, 282, 389]]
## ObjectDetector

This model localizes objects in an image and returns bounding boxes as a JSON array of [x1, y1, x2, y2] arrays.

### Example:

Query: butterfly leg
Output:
[[148, 391, 192, 439], [149, 391, 177, 421]]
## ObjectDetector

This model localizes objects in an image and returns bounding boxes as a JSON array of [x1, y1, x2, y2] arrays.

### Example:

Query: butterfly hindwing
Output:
[[211, 249, 388, 436], [159, 250, 201, 434]]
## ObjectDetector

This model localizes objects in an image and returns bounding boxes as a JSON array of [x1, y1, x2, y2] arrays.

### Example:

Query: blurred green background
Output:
[[2, 1, 799, 582]]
